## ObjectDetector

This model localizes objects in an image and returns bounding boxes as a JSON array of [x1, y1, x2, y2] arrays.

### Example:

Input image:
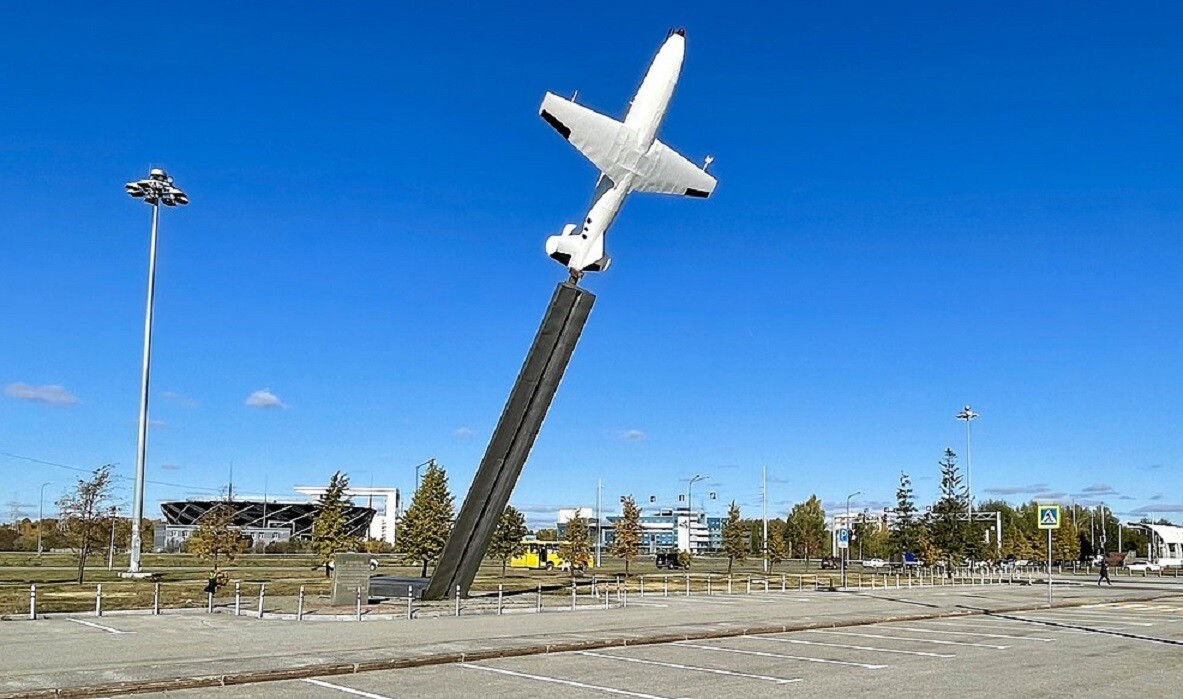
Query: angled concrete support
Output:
[[423, 282, 595, 600]]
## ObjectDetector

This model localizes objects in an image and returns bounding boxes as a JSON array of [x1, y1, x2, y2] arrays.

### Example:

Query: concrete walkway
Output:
[[2, 577, 1180, 699]]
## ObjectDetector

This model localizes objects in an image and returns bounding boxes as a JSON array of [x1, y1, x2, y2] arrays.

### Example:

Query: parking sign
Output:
[[837, 527, 850, 549]]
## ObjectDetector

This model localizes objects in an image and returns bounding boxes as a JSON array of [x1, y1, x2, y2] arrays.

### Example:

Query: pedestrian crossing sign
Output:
[[1037, 505, 1061, 529]]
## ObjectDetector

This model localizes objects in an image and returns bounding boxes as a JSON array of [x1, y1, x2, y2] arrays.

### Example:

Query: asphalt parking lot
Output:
[[118, 594, 1183, 698]]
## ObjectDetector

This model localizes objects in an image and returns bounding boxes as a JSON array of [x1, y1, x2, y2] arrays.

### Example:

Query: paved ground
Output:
[[3, 578, 1182, 698]]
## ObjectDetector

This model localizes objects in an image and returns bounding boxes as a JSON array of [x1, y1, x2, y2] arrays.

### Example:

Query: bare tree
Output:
[[56, 465, 115, 583]]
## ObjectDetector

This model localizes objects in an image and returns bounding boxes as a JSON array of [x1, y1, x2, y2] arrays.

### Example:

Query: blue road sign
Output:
[[1037, 505, 1061, 530], [837, 527, 850, 548]]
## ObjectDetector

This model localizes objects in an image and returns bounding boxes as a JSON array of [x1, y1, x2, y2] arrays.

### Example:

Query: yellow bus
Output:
[[508, 539, 587, 570]]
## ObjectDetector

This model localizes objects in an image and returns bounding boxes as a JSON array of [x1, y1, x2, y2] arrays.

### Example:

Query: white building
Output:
[[293, 486, 400, 545]]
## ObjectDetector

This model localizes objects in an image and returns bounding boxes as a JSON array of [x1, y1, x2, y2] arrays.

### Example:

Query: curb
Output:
[[0, 591, 1168, 699]]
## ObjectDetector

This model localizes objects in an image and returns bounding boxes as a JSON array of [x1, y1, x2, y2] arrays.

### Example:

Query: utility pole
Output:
[[762, 465, 768, 574], [595, 479, 602, 568]]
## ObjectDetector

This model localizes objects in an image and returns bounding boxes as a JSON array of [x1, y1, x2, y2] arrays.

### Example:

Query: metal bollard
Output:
[[591, 575, 597, 598], [728, 576, 733, 594], [537, 584, 543, 613], [640, 575, 645, 598], [235, 581, 241, 616], [95, 584, 102, 617], [153, 582, 160, 615], [29, 584, 36, 620], [782, 573, 786, 592], [798, 576, 803, 591], [764, 579, 769, 593], [623, 586, 628, 608], [746, 577, 751, 594], [497, 584, 504, 615], [663, 576, 668, 597], [207, 591, 214, 613], [257, 584, 265, 619], [455, 585, 461, 617], [896, 573, 900, 588], [571, 582, 577, 611], [603, 590, 609, 609], [685, 574, 690, 597], [355, 586, 362, 621], [297, 586, 305, 621], [407, 585, 413, 620]]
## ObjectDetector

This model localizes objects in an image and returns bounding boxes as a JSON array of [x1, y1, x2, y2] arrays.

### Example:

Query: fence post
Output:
[[537, 584, 542, 613], [663, 576, 668, 597], [95, 584, 102, 617], [571, 581, 577, 611], [896, 573, 901, 588], [798, 576, 803, 591], [685, 574, 690, 597], [355, 586, 362, 621], [234, 581, 241, 616], [591, 575, 597, 599], [746, 577, 751, 594], [781, 573, 786, 592], [207, 590, 213, 613], [639, 575, 645, 598], [29, 584, 36, 620], [728, 576, 733, 595], [297, 586, 305, 621], [407, 585, 413, 620], [257, 583, 265, 619], [604, 589, 609, 609], [764, 578, 769, 593], [153, 582, 160, 615], [497, 584, 504, 615], [707, 574, 712, 596], [455, 586, 461, 617]]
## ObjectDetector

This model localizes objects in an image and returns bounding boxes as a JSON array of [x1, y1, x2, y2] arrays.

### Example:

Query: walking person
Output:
[[1098, 557, 1112, 586]]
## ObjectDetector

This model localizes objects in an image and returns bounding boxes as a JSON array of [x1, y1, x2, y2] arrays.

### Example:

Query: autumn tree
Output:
[[187, 495, 246, 566], [399, 462, 455, 577], [56, 465, 115, 583], [486, 504, 528, 576], [721, 501, 746, 574], [612, 496, 643, 576], [766, 520, 788, 572], [559, 510, 591, 576], [312, 471, 360, 563], [786, 495, 827, 566]]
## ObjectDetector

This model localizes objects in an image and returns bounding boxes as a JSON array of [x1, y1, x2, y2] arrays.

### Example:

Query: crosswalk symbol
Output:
[[1037, 505, 1061, 530]]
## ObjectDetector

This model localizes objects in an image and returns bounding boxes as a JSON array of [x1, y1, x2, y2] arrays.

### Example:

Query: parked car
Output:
[[861, 558, 889, 568], [655, 551, 687, 570], [1127, 559, 1162, 572], [819, 556, 839, 570]]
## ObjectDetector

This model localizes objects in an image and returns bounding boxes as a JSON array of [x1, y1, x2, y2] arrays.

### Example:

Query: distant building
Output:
[[1126, 522, 1183, 565], [558, 506, 723, 554]]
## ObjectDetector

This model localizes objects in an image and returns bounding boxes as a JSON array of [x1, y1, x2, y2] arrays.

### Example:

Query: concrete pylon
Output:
[[423, 282, 595, 600]]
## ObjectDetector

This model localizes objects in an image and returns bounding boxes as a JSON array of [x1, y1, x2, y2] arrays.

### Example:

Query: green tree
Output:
[[722, 501, 746, 574], [187, 495, 246, 566], [399, 462, 455, 577], [535, 528, 558, 541], [311, 471, 360, 563], [486, 505, 528, 576], [56, 465, 115, 584], [766, 519, 788, 572], [786, 495, 827, 566], [612, 496, 643, 576], [890, 472, 923, 556], [559, 510, 591, 576], [929, 449, 969, 566]]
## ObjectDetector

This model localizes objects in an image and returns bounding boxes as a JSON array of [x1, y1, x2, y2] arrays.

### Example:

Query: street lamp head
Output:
[[956, 405, 979, 421], [126, 168, 188, 206]]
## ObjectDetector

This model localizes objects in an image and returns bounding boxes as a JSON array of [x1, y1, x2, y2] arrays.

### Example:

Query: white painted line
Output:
[[577, 651, 802, 684], [674, 642, 886, 669], [804, 629, 1008, 650], [65, 618, 127, 634], [887, 626, 1054, 642], [747, 635, 955, 658], [460, 664, 676, 699], [923, 621, 1090, 635], [1042, 609, 1157, 622], [1016, 614, 1153, 627], [301, 678, 393, 699]]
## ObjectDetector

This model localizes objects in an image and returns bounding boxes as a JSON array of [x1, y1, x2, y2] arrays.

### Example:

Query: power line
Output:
[[0, 450, 222, 494]]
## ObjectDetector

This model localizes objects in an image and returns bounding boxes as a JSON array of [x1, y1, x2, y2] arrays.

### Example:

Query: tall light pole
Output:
[[843, 490, 860, 588], [685, 474, 707, 553], [37, 482, 52, 556], [124, 168, 188, 574], [414, 458, 435, 492], [955, 405, 979, 526]]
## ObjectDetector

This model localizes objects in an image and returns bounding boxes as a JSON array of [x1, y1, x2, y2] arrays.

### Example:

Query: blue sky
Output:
[[2, 3, 1181, 529]]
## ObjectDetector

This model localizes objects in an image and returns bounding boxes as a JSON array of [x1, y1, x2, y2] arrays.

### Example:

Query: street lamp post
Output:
[[37, 482, 52, 556], [955, 405, 979, 534], [415, 458, 435, 492], [843, 491, 861, 588], [124, 168, 188, 575]]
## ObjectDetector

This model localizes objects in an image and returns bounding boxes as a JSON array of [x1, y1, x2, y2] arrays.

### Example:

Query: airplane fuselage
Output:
[[563, 32, 685, 272]]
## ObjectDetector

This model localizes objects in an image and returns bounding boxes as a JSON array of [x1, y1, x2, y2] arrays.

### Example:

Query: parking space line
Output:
[[577, 650, 802, 684], [920, 620, 1089, 635], [65, 618, 128, 634], [301, 678, 394, 699], [674, 641, 887, 669], [885, 626, 1054, 642], [746, 635, 955, 658], [1015, 614, 1153, 627], [804, 629, 1008, 650], [460, 663, 676, 699], [1041, 610, 1157, 622]]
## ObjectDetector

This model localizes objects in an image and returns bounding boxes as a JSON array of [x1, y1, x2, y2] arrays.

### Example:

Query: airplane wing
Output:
[[540, 92, 626, 178], [633, 139, 717, 198]]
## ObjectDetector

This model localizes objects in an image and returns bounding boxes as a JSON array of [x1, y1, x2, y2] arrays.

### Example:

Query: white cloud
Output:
[[246, 389, 287, 409], [454, 427, 474, 438], [620, 429, 647, 442], [4, 383, 78, 406]]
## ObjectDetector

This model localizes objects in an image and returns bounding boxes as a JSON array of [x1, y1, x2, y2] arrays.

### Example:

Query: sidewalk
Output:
[[2, 577, 1180, 699]]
